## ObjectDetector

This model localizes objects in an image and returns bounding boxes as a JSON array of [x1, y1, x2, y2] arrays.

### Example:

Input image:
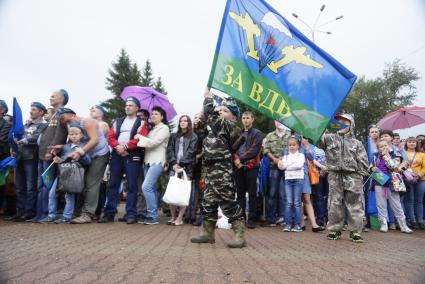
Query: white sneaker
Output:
[[400, 222, 413, 234], [276, 217, 284, 225], [380, 223, 388, 233], [401, 227, 413, 234]]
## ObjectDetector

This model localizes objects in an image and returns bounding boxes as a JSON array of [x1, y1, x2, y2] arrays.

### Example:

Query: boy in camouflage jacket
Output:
[[191, 89, 246, 248], [320, 114, 369, 243]]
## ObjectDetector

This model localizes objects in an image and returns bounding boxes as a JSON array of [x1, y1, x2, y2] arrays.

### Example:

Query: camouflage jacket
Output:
[[263, 130, 290, 168], [320, 133, 369, 177], [320, 114, 369, 176], [202, 97, 245, 163]]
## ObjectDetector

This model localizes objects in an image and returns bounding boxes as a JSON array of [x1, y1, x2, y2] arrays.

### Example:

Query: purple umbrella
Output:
[[120, 86, 177, 120]]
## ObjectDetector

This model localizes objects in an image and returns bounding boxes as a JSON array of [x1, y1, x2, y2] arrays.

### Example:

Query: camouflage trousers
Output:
[[327, 172, 365, 233], [201, 160, 244, 223]]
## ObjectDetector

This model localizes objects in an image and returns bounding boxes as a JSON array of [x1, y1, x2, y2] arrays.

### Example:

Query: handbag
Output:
[[403, 168, 419, 184], [56, 161, 85, 193], [404, 152, 420, 184], [307, 160, 320, 185], [391, 172, 406, 192], [163, 170, 192, 206]]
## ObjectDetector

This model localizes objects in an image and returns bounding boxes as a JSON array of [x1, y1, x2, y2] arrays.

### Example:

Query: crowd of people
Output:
[[0, 88, 424, 248]]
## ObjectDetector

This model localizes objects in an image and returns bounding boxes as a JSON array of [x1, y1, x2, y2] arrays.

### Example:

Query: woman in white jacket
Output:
[[136, 106, 170, 225]]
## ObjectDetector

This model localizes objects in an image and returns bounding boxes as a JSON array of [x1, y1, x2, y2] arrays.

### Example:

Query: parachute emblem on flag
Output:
[[229, 11, 323, 73]]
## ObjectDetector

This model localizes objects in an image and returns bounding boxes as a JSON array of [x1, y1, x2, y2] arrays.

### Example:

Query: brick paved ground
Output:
[[1, 213, 424, 284]]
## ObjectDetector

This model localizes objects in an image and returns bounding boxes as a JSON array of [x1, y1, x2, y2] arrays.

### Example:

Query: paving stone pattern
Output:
[[1, 215, 424, 284]]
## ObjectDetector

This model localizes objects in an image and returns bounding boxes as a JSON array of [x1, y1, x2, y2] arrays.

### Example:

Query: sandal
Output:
[[174, 220, 184, 226], [167, 219, 176, 225]]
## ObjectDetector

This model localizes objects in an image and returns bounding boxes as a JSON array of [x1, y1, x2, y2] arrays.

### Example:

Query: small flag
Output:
[[41, 162, 56, 191], [371, 169, 390, 186]]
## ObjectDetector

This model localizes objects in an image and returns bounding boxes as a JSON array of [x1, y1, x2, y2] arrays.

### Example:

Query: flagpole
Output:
[[41, 161, 56, 177]]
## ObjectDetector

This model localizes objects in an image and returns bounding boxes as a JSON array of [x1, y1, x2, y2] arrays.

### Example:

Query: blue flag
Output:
[[367, 137, 375, 164], [371, 169, 390, 186], [8, 97, 24, 151], [0, 157, 16, 186], [0, 156, 16, 171], [41, 162, 55, 191], [366, 137, 379, 226], [208, 0, 357, 143]]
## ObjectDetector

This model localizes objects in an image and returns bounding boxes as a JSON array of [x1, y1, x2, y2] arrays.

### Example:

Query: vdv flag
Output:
[[8, 97, 24, 151], [41, 162, 56, 191], [208, 0, 357, 143], [371, 169, 390, 186]]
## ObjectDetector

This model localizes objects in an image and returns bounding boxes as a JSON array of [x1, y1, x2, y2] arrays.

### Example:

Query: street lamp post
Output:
[[292, 4, 343, 43]]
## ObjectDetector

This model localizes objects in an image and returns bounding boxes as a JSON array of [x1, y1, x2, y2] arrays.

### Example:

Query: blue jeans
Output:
[[36, 160, 57, 218], [284, 179, 303, 227], [104, 153, 141, 218], [15, 159, 38, 217], [48, 182, 75, 220], [266, 168, 285, 223], [312, 175, 328, 225], [414, 180, 425, 224], [187, 180, 198, 219], [48, 179, 58, 218], [142, 163, 164, 222], [388, 205, 395, 224]]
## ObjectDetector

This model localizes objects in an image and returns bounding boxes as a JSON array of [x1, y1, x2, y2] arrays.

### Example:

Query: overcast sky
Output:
[[0, 0, 424, 137]]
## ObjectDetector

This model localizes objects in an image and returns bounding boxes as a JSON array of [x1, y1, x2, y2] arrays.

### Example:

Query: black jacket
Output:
[[236, 127, 264, 168], [0, 118, 11, 159], [167, 132, 198, 176], [18, 119, 47, 160]]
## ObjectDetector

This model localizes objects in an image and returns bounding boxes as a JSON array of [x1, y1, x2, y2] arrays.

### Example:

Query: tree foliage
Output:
[[100, 50, 169, 125], [340, 60, 419, 142], [141, 60, 154, 87], [154, 76, 167, 95], [101, 49, 142, 123]]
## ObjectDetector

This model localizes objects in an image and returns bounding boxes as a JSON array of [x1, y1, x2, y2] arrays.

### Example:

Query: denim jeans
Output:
[[36, 160, 57, 218], [48, 179, 58, 218], [104, 153, 141, 218], [284, 179, 304, 227], [414, 180, 425, 224], [187, 180, 198, 219], [142, 163, 164, 222], [404, 183, 416, 221], [15, 159, 38, 217], [48, 181, 75, 220], [266, 168, 285, 223], [388, 205, 395, 224], [312, 175, 328, 225]]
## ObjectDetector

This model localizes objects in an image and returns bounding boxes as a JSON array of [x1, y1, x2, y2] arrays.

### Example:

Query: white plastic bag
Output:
[[162, 170, 192, 206], [216, 207, 232, 229]]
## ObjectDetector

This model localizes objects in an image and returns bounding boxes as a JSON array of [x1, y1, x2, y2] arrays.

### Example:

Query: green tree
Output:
[[101, 49, 142, 123], [141, 60, 154, 87], [154, 76, 167, 95], [341, 60, 419, 142], [238, 103, 275, 134]]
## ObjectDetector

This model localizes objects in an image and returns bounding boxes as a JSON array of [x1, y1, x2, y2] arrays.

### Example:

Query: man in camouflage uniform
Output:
[[320, 114, 369, 243], [191, 89, 246, 248], [263, 121, 290, 226]]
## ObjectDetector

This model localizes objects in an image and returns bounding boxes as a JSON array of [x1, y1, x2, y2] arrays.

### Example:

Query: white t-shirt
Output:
[[118, 117, 137, 145]]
